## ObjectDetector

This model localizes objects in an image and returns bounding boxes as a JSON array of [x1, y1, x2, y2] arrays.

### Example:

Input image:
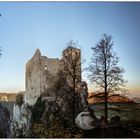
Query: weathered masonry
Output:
[[25, 47, 81, 106]]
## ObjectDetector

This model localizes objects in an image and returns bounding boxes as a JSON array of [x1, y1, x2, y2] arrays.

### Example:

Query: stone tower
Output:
[[62, 46, 81, 91], [25, 47, 81, 106]]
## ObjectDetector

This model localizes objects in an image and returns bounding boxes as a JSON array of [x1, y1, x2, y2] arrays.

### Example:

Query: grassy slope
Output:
[[1, 101, 140, 125], [91, 103, 140, 124]]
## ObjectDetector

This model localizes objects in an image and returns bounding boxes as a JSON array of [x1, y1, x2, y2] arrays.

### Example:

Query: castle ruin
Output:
[[25, 47, 81, 106]]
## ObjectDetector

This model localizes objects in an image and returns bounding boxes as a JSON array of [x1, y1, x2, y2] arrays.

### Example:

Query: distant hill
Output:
[[0, 93, 17, 102], [132, 97, 140, 103], [88, 92, 135, 104], [0, 93, 17, 114], [0, 101, 15, 114]]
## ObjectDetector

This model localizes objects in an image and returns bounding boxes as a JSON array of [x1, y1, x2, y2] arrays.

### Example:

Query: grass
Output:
[[91, 103, 140, 124], [1, 101, 140, 125]]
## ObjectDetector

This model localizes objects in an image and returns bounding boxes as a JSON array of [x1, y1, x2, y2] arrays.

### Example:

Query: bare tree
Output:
[[62, 40, 82, 123], [62, 40, 81, 91], [87, 34, 127, 124], [41, 69, 81, 122], [40, 40, 84, 124]]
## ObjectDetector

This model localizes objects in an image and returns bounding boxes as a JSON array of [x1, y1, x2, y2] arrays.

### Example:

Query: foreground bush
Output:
[[27, 118, 83, 138], [31, 97, 46, 122], [15, 92, 24, 106]]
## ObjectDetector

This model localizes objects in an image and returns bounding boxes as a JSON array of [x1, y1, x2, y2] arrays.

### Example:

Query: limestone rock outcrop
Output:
[[75, 107, 100, 130], [34, 94, 75, 124], [0, 103, 10, 138], [10, 103, 32, 138]]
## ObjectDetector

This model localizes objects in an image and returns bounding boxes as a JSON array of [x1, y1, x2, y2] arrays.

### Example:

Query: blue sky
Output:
[[0, 2, 140, 98]]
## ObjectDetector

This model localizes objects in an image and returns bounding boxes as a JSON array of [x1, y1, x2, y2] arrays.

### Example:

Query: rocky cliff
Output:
[[10, 103, 32, 138], [0, 103, 10, 138]]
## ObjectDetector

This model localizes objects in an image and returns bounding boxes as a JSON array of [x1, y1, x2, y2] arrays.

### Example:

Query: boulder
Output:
[[75, 107, 100, 130]]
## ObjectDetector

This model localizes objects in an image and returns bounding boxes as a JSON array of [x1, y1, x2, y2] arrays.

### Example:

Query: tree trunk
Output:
[[72, 76, 76, 124], [72, 92, 75, 124], [104, 50, 108, 125], [104, 70, 108, 124], [105, 92, 108, 125]]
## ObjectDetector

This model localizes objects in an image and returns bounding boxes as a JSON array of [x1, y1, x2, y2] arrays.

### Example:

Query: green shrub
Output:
[[28, 118, 83, 138], [32, 96, 46, 122], [15, 92, 24, 106], [28, 122, 48, 138], [47, 118, 83, 138]]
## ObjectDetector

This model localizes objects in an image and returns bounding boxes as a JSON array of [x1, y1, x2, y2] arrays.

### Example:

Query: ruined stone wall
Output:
[[25, 47, 81, 106], [25, 49, 62, 106], [62, 47, 81, 91]]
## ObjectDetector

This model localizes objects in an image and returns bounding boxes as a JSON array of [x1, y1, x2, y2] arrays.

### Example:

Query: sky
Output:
[[0, 2, 140, 98]]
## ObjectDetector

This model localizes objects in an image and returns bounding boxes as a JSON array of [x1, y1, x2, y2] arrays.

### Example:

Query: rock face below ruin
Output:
[[0, 103, 10, 138], [10, 104, 32, 138]]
